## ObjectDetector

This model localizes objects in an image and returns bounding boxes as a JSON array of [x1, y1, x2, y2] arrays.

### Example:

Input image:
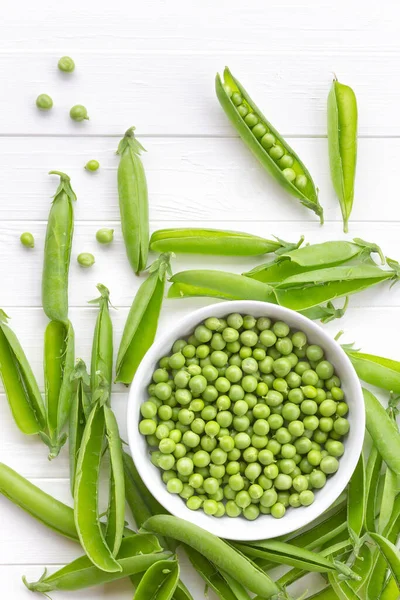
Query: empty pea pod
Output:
[[134, 559, 180, 600], [89, 284, 113, 395], [42, 171, 76, 323], [363, 389, 400, 476], [116, 253, 172, 385], [327, 77, 358, 233], [216, 67, 323, 222], [42, 320, 75, 459], [143, 515, 279, 597], [0, 310, 46, 434], [23, 535, 169, 593], [245, 238, 384, 283], [117, 127, 149, 275], [68, 359, 91, 494], [150, 228, 303, 257], [343, 346, 400, 394]]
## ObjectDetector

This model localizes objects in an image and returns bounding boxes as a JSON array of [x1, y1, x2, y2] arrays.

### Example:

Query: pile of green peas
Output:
[[227, 89, 307, 191], [139, 314, 349, 520]]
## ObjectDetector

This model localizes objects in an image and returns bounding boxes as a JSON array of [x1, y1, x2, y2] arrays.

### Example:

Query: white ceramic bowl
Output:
[[127, 301, 364, 541]]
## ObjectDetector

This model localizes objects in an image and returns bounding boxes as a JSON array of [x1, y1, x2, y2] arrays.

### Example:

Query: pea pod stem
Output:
[[150, 228, 303, 257], [104, 404, 125, 557], [216, 67, 323, 222], [0, 309, 46, 434], [327, 77, 358, 233], [42, 171, 76, 323], [115, 253, 172, 385], [117, 127, 149, 274]]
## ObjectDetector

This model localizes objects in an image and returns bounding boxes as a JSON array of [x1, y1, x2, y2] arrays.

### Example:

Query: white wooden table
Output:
[[1, 1, 399, 597]]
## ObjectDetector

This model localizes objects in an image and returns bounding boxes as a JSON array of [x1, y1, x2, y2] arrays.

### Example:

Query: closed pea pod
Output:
[[104, 404, 125, 557], [68, 359, 91, 494], [117, 127, 149, 274], [143, 515, 280, 597], [328, 77, 358, 232], [150, 228, 303, 257], [116, 254, 172, 384], [134, 559, 180, 600], [42, 171, 76, 323], [43, 319, 75, 459], [363, 389, 400, 476], [23, 535, 169, 593], [378, 400, 400, 534], [216, 67, 323, 222], [343, 346, 400, 394], [0, 310, 46, 434]]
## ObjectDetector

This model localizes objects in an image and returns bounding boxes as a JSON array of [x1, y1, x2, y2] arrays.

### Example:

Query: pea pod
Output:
[[23, 535, 169, 592], [143, 515, 280, 598], [68, 359, 91, 494], [327, 77, 358, 233], [116, 253, 172, 385], [304, 589, 339, 600], [42, 320, 75, 459], [135, 559, 180, 600], [363, 389, 400, 476], [216, 67, 323, 222], [89, 284, 113, 395], [104, 404, 125, 557], [150, 228, 303, 257], [0, 310, 46, 434], [343, 347, 400, 394], [364, 445, 382, 532], [369, 533, 400, 592], [123, 452, 168, 521], [378, 409, 400, 534], [42, 171, 76, 323], [168, 270, 276, 302], [117, 127, 149, 274], [381, 576, 399, 600], [245, 238, 384, 283], [347, 454, 366, 542]]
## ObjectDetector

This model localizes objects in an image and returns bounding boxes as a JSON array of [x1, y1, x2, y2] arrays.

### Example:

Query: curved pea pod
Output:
[[104, 404, 125, 557], [274, 263, 396, 311], [168, 270, 276, 302], [369, 534, 400, 592], [363, 389, 400, 476], [42, 319, 75, 459], [74, 402, 120, 573], [42, 171, 76, 323], [89, 284, 113, 395], [123, 452, 168, 521], [135, 559, 180, 600], [0, 310, 46, 434], [23, 535, 169, 592], [381, 576, 399, 600], [116, 253, 172, 385], [0, 462, 78, 541], [150, 228, 303, 257], [216, 67, 323, 223], [143, 515, 279, 598], [347, 454, 366, 545], [328, 78, 358, 233], [343, 347, 400, 394], [117, 127, 149, 274], [69, 359, 91, 494]]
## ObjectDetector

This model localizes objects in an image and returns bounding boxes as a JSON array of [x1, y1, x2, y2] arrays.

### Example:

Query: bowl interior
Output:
[[127, 300, 364, 540]]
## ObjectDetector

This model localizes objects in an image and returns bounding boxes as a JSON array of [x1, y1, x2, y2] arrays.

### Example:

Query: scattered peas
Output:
[[70, 104, 89, 121], [85, 160, 100, 172], [58, 56, 75, 72], [77, 252, 95, 268], [20, 232, 35, 248], [36, 94, 53, 111], [139, 314, 348, 520]]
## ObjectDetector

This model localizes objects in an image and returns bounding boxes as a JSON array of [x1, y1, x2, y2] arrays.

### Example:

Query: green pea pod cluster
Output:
[[68, 359, 91, 494], [0, 310, 46, 434], [42, 319, 75, 459], [216, 67, 323, 223], [150, 228, 303, 257], [116, 253, 172, 385], [42, 171, 76, 323], [23, 535, 170, 592], [117, 127, 149, 275], [327, 77, 358, 232]]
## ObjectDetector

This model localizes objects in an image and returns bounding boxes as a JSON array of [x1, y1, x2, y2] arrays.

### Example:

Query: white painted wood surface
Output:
[[0, 1, 398, 597]]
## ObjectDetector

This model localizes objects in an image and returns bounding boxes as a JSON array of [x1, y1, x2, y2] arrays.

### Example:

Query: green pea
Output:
[[320, 455, 339, 474], [187, 496, 203, 510], [231, 92, 243, 106], [299, 490, 314, 506], [309, 469, 326, 489], [270, 502, 286, 518], [211, 352, 228, 368], [176, 457, 194, 476], [234, 432, 251, 450], [301, 400, 318, 415], [282, 167, 296, 182], [189, 375, 207, 394], [260, 329, 277, 347], [20, 232, 35, 248], [266, 390, 283, 407], [243, 112, 258, 127], [313, 430, 328, 444], [319, 399, 337, 417], [303, 415, 319, 431], [201, 436, 217, 452], [306, 345, 324, 362], [139, 419, 157, 436], [333, 417, 350, 435], [252, 123, 268, 139], [273, 357, 291, 378], [167, 478, 183, 494], [85, 160, 100, 173], [70, 104, 89, 121], [77, 252, 95, 268], [158, 453, 176, 471], [295, 174, 308, 189], [319, 417, 334, 432], [225, 500, 241, 517], [36, 93, 53, 110], [279, 155, 294, 169], [58, 56, 75, 72], [302, 369, 319, 386], [268, 415, 283, 432]]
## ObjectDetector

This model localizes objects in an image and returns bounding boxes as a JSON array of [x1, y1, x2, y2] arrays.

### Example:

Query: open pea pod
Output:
[[89, 284, 113, 395], [216, 67, 323, 222], [134, 558, 180, 600], [23, 535, 169, 593], [0, 309, 46, 434], [245, 239, 384, 283], [327, 78, 358, 233], [116, 253, 172, 385], [150, 228, 303, 257], [68, 359, 91, 494], [347, 453, 366, 542], [42, 319, 75, 459]]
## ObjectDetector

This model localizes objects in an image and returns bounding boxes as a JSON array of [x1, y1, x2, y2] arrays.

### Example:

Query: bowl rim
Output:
[[127, 300, 365, 541]]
